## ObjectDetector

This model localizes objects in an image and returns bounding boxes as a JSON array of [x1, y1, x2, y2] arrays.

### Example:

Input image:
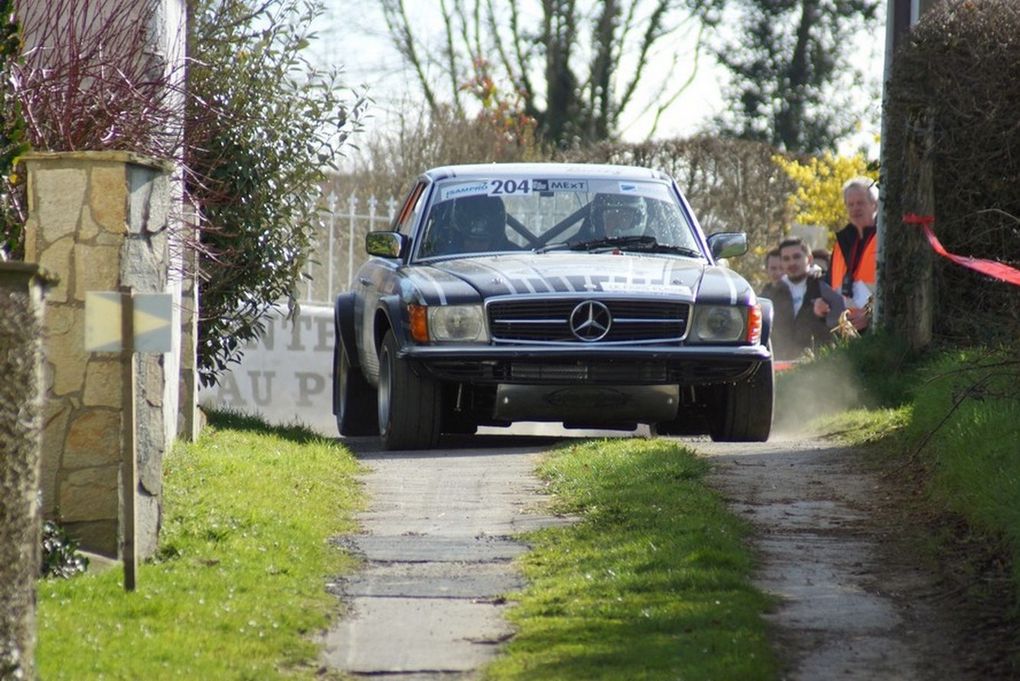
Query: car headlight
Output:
[[428, 305, 489, 343], [691, 305, 746, 342]]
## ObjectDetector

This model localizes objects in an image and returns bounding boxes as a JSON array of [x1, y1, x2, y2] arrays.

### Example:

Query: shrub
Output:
[[0, 0, 27, 257], [188, 0, 365, 384], [773, 151, 878, 236], [4, 0, 364, 383], [40, 521, 89, 579], [883, 0, 1020, 345], [2, 0, 186, 258]]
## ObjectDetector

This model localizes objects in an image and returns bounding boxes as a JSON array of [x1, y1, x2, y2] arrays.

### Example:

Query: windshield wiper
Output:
[[536, 235, 704, 257], [536, 235, 655, 253], [640, 243, 704, 258], [564, 235, 705, 255], [567, 235, 657, 251]]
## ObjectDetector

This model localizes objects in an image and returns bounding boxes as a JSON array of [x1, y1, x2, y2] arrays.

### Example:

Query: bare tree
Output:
[[373, 0, 712, 147]]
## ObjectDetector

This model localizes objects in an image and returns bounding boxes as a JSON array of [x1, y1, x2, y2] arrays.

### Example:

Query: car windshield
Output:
[[414, 176, 704, 259]]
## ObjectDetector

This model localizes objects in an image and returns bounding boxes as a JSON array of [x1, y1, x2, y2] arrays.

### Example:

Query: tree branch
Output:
[[380, 0, 440, 113]]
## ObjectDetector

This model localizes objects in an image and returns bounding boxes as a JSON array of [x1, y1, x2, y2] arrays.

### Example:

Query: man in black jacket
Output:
[[769, 237, 845, 361]]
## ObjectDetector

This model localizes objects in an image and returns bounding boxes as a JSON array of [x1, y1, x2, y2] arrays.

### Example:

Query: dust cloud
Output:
[[773, 353, 871, 440]]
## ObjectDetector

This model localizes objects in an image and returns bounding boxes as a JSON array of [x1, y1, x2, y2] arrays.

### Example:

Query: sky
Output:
[[311, 1, 886, 158]]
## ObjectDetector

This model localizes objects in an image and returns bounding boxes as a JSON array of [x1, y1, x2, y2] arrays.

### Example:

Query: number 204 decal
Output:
[[487, 179, 531, 195]]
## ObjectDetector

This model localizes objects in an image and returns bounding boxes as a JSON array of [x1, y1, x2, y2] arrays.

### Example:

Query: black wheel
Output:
[[710, 360, 774, 442], [335, 341, 379, 436], [377, 331, 442, 450]]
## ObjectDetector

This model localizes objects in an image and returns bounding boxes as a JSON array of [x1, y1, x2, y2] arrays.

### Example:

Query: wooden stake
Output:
[[121, 286, 138, 591]]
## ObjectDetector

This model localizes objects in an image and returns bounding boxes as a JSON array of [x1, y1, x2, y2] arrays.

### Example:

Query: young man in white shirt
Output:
[[769, 237, 845, 360]]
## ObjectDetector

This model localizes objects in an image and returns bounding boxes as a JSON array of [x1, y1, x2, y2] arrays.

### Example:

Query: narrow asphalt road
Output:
[[321, 430, 972, 680], [319, 431, 576, 679]]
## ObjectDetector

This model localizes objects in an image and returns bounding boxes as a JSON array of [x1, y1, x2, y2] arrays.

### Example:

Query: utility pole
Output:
[[874, 0, 942, 328]]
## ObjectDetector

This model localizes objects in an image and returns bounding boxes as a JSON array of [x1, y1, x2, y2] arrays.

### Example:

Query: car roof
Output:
[[423, 162, 672, 183]]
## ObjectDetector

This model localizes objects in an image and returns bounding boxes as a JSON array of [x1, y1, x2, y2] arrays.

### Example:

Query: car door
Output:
[[355, 179, 431, 380]]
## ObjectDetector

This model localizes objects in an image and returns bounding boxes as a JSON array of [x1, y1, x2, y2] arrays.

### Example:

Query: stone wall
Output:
[[24, 151, 174, 558]]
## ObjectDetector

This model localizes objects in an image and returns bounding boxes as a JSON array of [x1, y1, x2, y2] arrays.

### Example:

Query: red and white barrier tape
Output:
[[903, 213, 1020, 287]]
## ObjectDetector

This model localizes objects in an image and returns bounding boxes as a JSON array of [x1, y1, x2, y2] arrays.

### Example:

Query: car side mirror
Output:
[[366, 231, 407, 259], [707, 232, 748, 260]]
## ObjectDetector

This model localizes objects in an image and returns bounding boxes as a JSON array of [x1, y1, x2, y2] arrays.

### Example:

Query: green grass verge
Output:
[[903, 348, 1020, 590], [484, 438, 777, 681], [36, 412, 363, 680]]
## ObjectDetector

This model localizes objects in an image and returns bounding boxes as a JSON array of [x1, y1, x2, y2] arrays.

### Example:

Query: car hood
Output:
[[406, 252, 756, 306]]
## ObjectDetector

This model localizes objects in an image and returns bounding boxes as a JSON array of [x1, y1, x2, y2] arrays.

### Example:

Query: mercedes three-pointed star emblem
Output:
[[569, 300, 612, 341]]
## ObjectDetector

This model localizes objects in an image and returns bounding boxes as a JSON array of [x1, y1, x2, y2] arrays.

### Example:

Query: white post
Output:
[[368, 194, 379, 236], [306, 242, 315, 302], [347, 194, 359, 290], [326, 191, 337, 298]]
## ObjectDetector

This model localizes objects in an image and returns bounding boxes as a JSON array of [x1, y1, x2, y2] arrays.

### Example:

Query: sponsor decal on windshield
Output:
[[614, 181, 672, 200], [532, 179, 589, 192], [441, 182, 490, 201]]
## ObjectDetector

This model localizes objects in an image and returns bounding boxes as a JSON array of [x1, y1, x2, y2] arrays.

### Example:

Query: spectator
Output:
[[770, 237, 845, 361], [811, 247, 830, 279], [762, 244, 783, 289], [762, 245, 783, 299], [830, 177, 878, 332]]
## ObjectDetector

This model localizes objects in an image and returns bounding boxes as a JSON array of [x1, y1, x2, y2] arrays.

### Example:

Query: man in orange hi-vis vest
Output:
[[829, 177, 878, 332]]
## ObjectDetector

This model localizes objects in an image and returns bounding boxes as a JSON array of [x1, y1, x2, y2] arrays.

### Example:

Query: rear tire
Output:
[[710, 360, 774, 442], [378, 331, 442, 450], [335, 341, 379, 436]]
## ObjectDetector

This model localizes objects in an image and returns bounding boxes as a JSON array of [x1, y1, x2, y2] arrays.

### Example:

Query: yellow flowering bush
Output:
[[773, 152, 877, 234]]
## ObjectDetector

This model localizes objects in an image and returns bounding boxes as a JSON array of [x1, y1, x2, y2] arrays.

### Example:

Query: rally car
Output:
[[332, 163, 773, 449]]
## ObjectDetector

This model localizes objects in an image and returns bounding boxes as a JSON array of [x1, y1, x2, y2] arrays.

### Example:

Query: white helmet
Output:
[[593, 194, 647, 237]]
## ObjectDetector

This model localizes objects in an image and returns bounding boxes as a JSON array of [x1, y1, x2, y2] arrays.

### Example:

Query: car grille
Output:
[[487, 299, 690, 343]]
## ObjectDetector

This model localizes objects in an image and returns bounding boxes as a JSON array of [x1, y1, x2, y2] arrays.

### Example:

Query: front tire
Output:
[[378, 331, 442, 450], [335, 341, 379, 436], [710, 360, 774, 442]]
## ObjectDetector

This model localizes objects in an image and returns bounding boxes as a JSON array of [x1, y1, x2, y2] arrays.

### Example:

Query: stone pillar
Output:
[[23, 151, 174, 559], [0, 262, 56, 681]]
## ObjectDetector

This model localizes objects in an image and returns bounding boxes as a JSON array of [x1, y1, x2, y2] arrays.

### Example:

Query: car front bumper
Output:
[[401, 343, 771, 387]]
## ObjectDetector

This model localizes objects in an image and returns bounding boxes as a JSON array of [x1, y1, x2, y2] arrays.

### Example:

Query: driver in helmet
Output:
[[447, 194, 511, 254], [591, 194, 648, 239]]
